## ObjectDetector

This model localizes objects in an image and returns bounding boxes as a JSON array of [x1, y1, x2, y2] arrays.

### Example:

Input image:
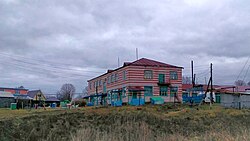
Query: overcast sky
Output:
[[0, 0, 250, 93]]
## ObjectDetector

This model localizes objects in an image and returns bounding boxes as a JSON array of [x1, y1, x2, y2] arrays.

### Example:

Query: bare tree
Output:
[[82, 86, 88, 97], [182, 76, 192, 84], [58, 83, 76, 101], [234, 80, 246, 86]]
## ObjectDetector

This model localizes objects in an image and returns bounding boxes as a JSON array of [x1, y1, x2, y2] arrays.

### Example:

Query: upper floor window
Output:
[[170, 71, 178, 80], [158, 74, 165, 83], [89, 82, 91, 90], [144, 70, 153, 79], [123, 71, 127, 80], [111, 74, 115, 83], [94, 81, 97, 88], [108, 76, 111, 84], [15, 90, 20, 94], [115, 74, 118, 82], [99, 80, 102, 86]]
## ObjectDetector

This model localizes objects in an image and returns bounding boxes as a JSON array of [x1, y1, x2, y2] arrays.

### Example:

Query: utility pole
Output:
[[210, 63, 213, 103], [118, 57, 120, 67], [191, 61, 194, 87], [194, 74, 196, 85]]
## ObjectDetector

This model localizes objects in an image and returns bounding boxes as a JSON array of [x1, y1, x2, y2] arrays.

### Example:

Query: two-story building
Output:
[[87, 58, 183, 102], [0, 87, 28, 95]]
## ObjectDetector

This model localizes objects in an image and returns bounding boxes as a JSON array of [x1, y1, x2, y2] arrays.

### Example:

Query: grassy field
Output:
[[0, 104, 250, 141]]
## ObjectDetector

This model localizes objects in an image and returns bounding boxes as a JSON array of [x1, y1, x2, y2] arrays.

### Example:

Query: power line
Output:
[[0, 59, 96, 78], [0, 52, 105, 74], [235, 56, 250, 81], [243, 65, 250, 82]]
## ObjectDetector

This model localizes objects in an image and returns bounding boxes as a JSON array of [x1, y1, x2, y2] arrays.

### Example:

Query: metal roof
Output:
[[27, 90, 42, 98], [0, 87, 28, 91], [88, 58, 183, 81], [0, 92, 14, 98], [45, 97, 60, 102], [125, 58, 183, 68], [13, 94, 33, 100]]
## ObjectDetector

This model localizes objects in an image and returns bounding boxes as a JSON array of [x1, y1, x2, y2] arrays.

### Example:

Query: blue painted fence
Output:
[[182, 94, 204, 104]]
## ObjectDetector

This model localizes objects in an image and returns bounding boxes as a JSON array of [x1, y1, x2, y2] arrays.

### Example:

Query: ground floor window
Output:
[[122, 87, 126, 97], [160, 86, 168, 96], [170, 87, 178, 97], [144, 86, 153, 96]]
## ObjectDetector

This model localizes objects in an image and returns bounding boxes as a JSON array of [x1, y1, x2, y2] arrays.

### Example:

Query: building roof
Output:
[[124, 58, 183, 68], [88, 58, 183, 81], [182, 84, 221, 91], [13, 94, 33, 100], [0, 87, 28, 91], [45, 97, 60, 102], [0, 91, 14, 98], [27, 90, 42, 98], [215, 86, 250, 93]]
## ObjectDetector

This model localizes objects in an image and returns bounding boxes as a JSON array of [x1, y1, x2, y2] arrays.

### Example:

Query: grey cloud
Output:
[[0, 0, 250, 93]]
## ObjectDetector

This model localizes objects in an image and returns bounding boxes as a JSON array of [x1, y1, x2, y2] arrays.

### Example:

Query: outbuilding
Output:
[[220, 92, 250, 109], [0, 92, 15, 108]]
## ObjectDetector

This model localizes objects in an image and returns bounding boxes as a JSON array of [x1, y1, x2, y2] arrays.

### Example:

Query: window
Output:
[[89, 82, 91, 90], [122, 87, 126, 97], [158, 74, 165, 83], [123, 71, 127, 80], [160, 86, 168, 96], [115, 74, 118, 82], [108, 76, 111, 84], [144, 70, 153, 79], [111, 74, 115, 83], [144, 86, 153, 96], [170, 71, 178, 80], [99, 80, 102, 86], [103, 82, 107, 93], [170, 87, 178, 97], [15, 90, 20, 94], [94, 81, 97, 88]]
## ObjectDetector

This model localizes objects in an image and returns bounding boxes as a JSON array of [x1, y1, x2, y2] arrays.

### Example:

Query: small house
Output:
[[0, 91, 15, 108], [45, 96, 60, 107], [220, 92, 250, 109], [27, 90, 46, 106]]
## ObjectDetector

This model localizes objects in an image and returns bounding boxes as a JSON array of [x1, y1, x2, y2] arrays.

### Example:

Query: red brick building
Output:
[[87, 58, 183, 102]]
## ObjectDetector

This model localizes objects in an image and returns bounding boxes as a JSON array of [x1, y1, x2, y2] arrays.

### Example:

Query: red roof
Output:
[[182, 84, 221, 91], [124, 58, 182, 68], [88, 58, 182, 81], [215, 86, 250, 93]]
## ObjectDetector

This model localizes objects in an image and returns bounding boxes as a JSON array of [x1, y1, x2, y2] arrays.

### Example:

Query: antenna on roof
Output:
[[118, 57, 120, 67], [136, 48, 139, 60]]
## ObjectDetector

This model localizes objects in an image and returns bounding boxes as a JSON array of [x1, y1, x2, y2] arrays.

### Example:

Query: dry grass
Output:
[[0, 108, 65, 120], [71, 122, 250, 141], [1, 104, 250, 141]]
